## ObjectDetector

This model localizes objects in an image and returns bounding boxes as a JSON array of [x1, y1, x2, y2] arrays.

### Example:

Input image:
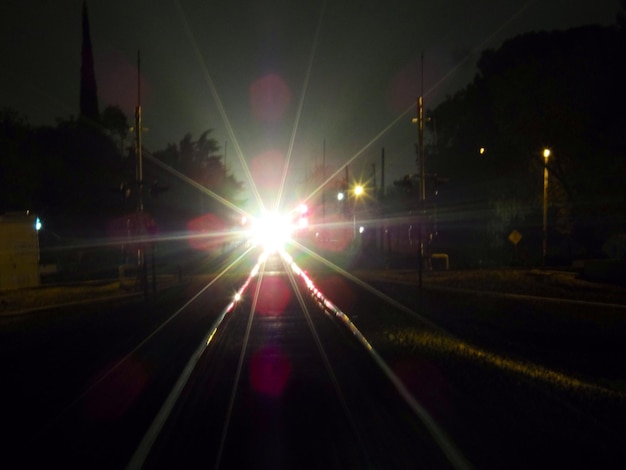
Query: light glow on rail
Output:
[[277, 250, 373, 351]]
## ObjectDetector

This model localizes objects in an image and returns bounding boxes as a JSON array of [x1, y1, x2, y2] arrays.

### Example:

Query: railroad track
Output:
[[14, 242, 625, 469], [10, 244, 468, 468], [128, 248, 469, 469]]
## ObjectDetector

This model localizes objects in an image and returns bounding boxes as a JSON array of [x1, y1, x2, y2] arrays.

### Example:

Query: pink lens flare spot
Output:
[[186, 213, 227, 251], [249, 345, 292, 397], [84, 357, 149, 422], [317, 274, 358, 312], [251, 150, 286, 208], [98, 50, 151, 114], [311, 214, 353, 252], [254, 275, 291, 316], [392, 358, 451, 418], [250, 73, 292, 123]]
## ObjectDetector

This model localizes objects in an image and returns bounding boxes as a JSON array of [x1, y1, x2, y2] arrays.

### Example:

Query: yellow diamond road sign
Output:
[[508, 229, 522, 245]]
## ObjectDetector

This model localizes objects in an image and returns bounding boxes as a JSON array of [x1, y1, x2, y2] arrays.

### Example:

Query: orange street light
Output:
[[542, 148, 551, 266]]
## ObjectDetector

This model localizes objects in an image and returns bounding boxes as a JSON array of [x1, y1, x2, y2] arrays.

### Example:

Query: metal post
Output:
[[417, 95, 425, 288], [413, 51, 426, 288], [542, 149, 550, 266], [381, 147, 385, 199], [152, 242, 157, 298], [372, 163, 376, 198], [322, 140, 326, 229], [135, 50, 148, 300]]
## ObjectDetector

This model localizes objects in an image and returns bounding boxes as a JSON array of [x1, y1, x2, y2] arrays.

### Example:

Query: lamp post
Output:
[[353, 184, 364, 238], [542, 148, 550, 266], [411, 96, 426, 288]]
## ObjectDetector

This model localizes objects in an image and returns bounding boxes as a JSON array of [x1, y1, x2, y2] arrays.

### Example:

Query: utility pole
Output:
[[381, 147, 386, 255], [417, 52, 426, 289], [344, 164, 349, 242], [322, 139, 326, 226], [372, 163, 377, 197], [380, 147, 385, 199], [224, 141, 228, 170], [542, 149, 551, 266], [135, 50, 148, 300]]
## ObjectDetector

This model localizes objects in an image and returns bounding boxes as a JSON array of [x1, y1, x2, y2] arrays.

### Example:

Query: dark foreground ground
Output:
[[1, 263, 625, 468], [2, 266, 625, 316]]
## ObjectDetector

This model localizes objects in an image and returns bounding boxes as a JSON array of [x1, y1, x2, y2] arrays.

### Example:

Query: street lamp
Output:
[[542, 148, 551, 266], [352, 184, 364, 238]]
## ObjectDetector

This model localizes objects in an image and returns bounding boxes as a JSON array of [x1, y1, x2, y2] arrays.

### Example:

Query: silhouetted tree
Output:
[[101, 105, 129, 155], [152, 130, 244, 220], [618, 0, 626, 30], [0, 108, 40, 212], [429, 25, 626, 262], [174, 130, 221, 173]]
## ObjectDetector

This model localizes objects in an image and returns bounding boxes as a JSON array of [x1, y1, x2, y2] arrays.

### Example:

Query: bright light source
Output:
[[359, 225, 365, 234], [479, 147, 486, 155], [251, 211, 293, 253], [354, 185, 364, 196], [297, 203, 308, 215], [543, 148, 551, 160], [337, 192, 345, 201], [35, 217, 42, 231]]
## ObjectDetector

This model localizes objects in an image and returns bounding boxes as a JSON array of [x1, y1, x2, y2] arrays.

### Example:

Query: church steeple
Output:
[[80, 1, 99, 121]]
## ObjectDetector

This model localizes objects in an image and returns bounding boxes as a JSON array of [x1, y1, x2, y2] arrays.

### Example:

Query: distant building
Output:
[[0, 212, 41, 290]]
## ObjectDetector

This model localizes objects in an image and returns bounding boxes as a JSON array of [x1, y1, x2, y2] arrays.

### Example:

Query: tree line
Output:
[[2, 7, 625, 268], [0, 107, 243, 242], [387, 19, 625, 266]]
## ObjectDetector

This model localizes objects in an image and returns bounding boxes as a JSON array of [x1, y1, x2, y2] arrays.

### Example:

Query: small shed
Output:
[[0, 212, 41, 290]]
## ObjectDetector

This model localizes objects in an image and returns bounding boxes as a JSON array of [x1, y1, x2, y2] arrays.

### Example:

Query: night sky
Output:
[[1, 0, 619, 210]]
